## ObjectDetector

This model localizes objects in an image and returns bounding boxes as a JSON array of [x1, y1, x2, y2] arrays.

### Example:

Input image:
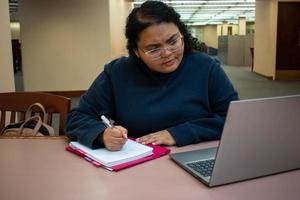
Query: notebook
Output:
[[67, 138, 170, 171], [170, 95, 300, 187]]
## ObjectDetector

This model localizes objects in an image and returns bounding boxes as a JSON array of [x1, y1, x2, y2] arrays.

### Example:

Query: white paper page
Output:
[[70, 139, 153, 167]]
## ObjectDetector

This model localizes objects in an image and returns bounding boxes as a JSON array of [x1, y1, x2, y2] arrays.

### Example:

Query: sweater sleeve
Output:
[[65, 68, 115, 149], [167, 61, 239, 147]]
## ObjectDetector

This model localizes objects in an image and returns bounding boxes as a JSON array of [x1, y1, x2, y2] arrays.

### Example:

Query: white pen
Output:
[[101, 115, 114, 128], [101, 115, 127, 139]]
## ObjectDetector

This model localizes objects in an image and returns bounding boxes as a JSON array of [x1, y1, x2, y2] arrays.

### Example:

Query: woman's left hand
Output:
[[136, 130, 176, 146]]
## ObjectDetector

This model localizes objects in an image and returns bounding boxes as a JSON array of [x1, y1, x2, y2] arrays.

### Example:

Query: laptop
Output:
[[170, 95, 300, 187]]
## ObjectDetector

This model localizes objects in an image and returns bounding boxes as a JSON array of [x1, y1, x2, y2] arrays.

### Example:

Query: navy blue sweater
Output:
[[65, 52, 239, 148]]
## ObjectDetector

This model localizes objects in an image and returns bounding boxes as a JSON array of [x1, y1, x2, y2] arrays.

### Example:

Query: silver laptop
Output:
[[170, 95, 300, 187]]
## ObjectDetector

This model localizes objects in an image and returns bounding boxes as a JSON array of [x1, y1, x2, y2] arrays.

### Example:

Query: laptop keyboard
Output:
[[187, 159, 215, 177]]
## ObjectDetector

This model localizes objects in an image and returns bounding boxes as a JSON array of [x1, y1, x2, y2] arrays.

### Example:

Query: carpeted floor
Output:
[[222, 65, 300, 99]]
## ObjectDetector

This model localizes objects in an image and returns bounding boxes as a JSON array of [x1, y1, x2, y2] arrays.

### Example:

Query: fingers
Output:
[[137, 133, 157, 145], [136, 130, 176, 146], [115, 125, 128, 139], [110, 128, 125, 138], [102, 126, 128, 151]]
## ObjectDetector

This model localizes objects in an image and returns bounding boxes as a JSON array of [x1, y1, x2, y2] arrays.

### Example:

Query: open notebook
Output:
[[67, 139, 170, 171]]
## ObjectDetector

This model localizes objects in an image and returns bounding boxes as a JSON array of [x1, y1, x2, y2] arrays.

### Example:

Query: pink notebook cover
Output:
[[66, 140, 170, 172]]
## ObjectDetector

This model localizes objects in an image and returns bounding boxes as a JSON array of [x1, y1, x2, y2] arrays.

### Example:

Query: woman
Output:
[[65, 1, 239, 151]]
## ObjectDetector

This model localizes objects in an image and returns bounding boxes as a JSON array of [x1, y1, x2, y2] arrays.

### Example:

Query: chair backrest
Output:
[[0, 92, 71, 135]]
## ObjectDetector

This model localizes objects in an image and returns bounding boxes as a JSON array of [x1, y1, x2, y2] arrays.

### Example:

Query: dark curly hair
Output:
[[125, 1, 201, 57]]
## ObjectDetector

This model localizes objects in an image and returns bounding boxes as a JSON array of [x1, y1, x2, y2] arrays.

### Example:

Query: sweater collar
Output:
[[134, 55, 186, 81]]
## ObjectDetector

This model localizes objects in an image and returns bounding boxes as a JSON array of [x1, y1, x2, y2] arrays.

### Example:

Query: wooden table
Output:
[[0, 137, 299, 200]]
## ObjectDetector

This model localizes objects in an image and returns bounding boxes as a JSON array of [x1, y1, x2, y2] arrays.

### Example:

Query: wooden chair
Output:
[[0, 92, 71, 135]]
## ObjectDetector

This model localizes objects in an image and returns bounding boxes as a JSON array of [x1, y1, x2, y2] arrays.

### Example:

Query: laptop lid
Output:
[[170, 95, 300, 187]]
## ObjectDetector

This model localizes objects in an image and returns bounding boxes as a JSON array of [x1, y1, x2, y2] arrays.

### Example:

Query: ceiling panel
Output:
[[9, 0, 19, 22]]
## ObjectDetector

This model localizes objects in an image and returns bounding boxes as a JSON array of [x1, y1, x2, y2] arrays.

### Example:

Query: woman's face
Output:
[[134, 22, 184, 74]]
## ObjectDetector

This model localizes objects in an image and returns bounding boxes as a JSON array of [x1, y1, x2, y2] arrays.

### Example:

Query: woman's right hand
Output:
[[102, 126, 128, 151]]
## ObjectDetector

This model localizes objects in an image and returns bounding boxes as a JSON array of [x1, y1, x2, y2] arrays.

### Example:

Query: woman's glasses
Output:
[[140, 35, 184, 61]]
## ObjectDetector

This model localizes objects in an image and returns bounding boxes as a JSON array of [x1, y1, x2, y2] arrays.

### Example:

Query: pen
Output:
[[101, 115, 114, 128], [101, 115, 127, 139]]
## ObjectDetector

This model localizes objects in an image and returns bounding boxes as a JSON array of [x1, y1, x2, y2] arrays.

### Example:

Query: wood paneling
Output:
[[276, 2, 300, 70]]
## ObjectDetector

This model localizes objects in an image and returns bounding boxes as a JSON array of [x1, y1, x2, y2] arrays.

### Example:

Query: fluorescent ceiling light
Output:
[[133, 1, 208, 4], [133, 0, 256, 25]]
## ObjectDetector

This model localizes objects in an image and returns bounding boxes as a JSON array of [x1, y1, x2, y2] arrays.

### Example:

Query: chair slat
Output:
[[0, 111, 6, 133], [20, 112, 25, 121], [10, 112, 16, 123], [47, 113, 53, 126]]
